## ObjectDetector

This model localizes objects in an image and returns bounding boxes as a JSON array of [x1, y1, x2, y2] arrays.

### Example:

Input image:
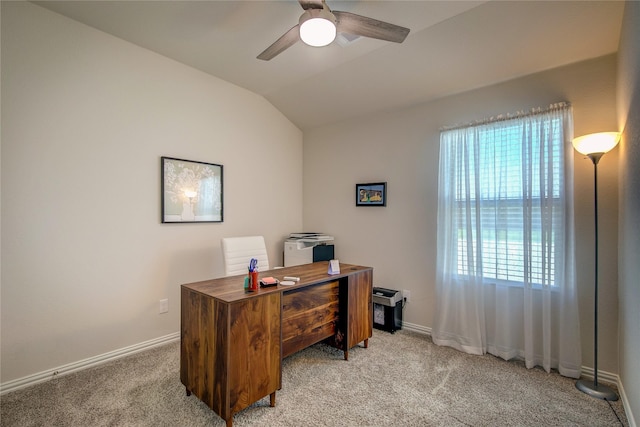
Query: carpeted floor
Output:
[[0, 330, 628, 426]]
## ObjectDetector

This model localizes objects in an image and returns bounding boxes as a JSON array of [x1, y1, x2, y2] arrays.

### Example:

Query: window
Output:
[[433, 104, 581, 375], [441, 108, 567, 287]]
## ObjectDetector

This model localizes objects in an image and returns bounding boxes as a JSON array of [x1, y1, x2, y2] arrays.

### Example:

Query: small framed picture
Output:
[[161, 156, 223, 223], [356, 182, 387, 207]]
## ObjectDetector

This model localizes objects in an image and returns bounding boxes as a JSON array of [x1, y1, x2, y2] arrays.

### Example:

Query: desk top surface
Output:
[[182, 261, 372, 303]]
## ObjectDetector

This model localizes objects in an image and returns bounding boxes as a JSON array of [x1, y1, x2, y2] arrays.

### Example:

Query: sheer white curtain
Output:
[[432, 103, 581, 378]]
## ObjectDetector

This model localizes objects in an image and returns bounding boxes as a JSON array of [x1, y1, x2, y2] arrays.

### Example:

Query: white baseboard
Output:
[[579, 367, 636, 427], [400, 321, 635, 426], [1, 325, 429, 395], [400, 320, 432, 336], [617, 379, 637, 427], [578, 366, 638, 426], [579, 364, 619, 386], [0, 332, 180, 395]]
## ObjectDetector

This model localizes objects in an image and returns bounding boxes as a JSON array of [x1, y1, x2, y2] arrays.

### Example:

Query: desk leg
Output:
[[185, 388, 191, 396], [226, 417, 233, 427], [364, 338, 369, 349], [344, 350, 349, 361], [270, 391, 276, 407]]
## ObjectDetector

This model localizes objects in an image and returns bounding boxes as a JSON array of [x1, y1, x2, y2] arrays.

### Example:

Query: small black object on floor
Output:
[[372, 287, 403, 333]]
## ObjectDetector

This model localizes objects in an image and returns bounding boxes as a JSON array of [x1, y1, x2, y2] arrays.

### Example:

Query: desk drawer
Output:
[[282, 280, 339, 358]]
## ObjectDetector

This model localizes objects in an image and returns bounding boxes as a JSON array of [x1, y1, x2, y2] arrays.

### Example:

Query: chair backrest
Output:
[[221, 236, 270, 276]]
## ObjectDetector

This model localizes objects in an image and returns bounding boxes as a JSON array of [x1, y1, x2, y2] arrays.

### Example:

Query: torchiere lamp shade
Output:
[[572, 132, 620, 156]]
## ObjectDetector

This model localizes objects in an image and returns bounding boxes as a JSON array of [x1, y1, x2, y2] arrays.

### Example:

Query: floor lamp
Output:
[[572, 131, 620, 401]]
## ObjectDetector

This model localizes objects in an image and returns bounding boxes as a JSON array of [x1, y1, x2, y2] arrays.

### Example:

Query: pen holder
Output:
[[249, 271, 259, 291]]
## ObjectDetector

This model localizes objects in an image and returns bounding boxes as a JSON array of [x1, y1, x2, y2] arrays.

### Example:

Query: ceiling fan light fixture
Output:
[[299, 8, 337, 47]]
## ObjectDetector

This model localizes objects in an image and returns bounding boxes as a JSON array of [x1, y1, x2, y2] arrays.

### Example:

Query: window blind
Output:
[[451, 118, 563, 286]]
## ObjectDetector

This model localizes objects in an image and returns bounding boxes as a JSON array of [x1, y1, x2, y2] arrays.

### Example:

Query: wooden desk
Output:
[[180, 261, 373, 427]]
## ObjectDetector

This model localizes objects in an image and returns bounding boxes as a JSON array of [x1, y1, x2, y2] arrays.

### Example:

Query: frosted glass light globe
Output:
[[299, 9, 337, 47]]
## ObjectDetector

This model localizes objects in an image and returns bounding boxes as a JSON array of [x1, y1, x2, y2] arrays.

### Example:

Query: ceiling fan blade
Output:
[[257, 25, 300, 61], [334, 11, 410, 43], [298, 0, 324, 11]]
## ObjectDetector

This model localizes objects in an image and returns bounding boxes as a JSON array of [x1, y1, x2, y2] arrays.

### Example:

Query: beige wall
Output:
[[617, 1, 640, 422], [304, 55, 620, 374], [0, 2, 303, 383]]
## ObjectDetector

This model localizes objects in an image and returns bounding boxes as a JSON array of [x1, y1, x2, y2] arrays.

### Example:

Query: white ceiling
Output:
[[34, 0, 625, 130]]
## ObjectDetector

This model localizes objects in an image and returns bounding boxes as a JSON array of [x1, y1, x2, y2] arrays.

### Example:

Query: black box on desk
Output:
[[313, 244, 334, 262], [372, 287, 403, 333]]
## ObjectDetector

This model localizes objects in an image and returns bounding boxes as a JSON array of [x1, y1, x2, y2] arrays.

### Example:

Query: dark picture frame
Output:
[[356, 182, 387, 206], [161, 156, 223, 223]]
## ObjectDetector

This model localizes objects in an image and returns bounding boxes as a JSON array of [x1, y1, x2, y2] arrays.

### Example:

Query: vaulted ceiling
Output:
[[35, 1, 625, 130]]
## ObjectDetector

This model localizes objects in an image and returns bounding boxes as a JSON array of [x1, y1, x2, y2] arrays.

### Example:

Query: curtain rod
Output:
[[440, 102, 571, 132]]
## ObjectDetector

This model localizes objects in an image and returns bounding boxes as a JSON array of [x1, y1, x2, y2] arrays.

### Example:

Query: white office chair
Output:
[[221, 236, 271, 276]]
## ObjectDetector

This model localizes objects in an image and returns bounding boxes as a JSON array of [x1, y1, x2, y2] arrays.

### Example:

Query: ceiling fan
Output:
[[257, 0, 410, 61]]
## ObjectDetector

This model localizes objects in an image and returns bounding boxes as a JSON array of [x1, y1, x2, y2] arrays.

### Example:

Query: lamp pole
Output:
[[575, 152, 618, 401]]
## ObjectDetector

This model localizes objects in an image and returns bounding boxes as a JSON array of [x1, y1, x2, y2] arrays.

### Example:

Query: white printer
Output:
[[284, 233, 335, 267]]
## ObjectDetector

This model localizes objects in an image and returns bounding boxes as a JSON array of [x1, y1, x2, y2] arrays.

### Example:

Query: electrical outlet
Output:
[[159, 299, 169, 314], [403, 290, 411, 303]]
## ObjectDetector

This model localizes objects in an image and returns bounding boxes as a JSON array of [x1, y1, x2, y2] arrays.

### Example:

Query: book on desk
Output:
[[259, 277, 279, 287]]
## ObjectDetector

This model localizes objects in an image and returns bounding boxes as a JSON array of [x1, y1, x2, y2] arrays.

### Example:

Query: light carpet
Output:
[[0, 330, 628, 426]]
